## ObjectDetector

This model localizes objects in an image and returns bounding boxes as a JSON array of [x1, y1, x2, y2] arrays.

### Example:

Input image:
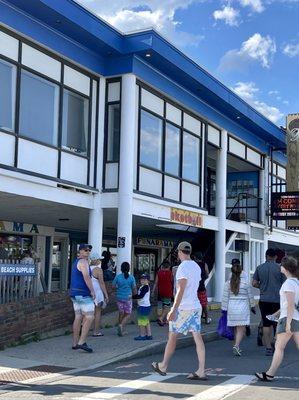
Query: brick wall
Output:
[[0, 282, 117, 349]]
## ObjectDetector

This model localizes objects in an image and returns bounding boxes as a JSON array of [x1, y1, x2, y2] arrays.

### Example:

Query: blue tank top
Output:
[[70, 258, 91, 297]]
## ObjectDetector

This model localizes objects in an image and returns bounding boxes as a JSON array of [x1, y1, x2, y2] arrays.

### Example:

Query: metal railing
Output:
[[226, 192, 262, 223]]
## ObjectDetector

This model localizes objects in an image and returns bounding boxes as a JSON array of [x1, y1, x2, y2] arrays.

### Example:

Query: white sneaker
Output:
[[233, 345, 242, 356]]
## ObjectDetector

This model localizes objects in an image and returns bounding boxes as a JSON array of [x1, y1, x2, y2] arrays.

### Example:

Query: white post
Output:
[[214, 129, 228, 302], [88, 205, 103, 251], [88, 77, 106, 252], [117, 74, 137, 273], [259, 157, 269, 225]]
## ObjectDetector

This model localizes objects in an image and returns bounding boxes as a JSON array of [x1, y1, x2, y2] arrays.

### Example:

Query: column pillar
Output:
[[117, 74, 137, 273], [88, 204, 103, 251], [88, 77, 106, 252], [214, 129, 228, 302]]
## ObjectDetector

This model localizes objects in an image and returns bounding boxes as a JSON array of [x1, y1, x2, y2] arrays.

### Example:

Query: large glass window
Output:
[[19, 70, 59, 146], [165, 123, 180, 176], [140, 110, 163, 169], [182, 132, 200, 182], [0, 60, 16, 131], [62, 89, 89, 155], [107, 104, 120, 162]]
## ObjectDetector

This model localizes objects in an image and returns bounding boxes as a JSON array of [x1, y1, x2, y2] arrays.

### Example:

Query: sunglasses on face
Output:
[[83, 249, 91, 252]]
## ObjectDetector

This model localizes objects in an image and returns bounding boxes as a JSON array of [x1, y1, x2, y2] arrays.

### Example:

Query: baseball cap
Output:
[[231, 258, 240, 265], [177, 241, 192, 252], [90, 252, 104, 261], [79, 243, 92, 251], [140, 273, 150, 280]]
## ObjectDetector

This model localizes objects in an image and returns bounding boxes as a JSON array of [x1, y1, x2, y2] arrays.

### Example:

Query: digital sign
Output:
[[271, 192, 299, 220]]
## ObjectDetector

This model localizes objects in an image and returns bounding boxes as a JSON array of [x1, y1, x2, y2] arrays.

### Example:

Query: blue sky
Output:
[[77, 0, 299, 126]]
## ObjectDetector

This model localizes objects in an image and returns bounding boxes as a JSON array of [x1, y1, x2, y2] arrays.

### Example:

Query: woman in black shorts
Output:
[[255, 256, 299, 382]]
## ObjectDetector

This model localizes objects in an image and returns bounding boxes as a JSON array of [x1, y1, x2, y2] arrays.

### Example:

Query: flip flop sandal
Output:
[[92, 333, 104, 337], [151, 362, 167, 376], [255, 372, 274, 382], [187, 373, 208, 381]]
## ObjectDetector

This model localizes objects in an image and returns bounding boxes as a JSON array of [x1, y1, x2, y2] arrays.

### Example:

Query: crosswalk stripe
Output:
[[185, 374, 255, 400], [78, 372, 178, 399]]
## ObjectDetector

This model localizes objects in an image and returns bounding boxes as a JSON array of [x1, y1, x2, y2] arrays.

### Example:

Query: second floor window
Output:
[[165, 123, 180, 176], [19, 70, 59, 146], [182, 132, 200, 183], [62, 89, 89, 155], [140, 110, 163, 170], [0, 59, 16, 132]]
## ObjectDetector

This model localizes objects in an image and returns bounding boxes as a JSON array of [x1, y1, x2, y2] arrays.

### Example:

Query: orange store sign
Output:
[[170, 208, 203, 227]]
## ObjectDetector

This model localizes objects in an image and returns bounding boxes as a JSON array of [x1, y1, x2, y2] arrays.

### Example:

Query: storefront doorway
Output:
[[134, 247, 159, 281], [51, 236, 68, 291]]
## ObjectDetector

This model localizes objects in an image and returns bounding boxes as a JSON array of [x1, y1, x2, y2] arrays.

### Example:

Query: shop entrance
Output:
[[51, 237, 68, 291], [134, 248, 159, 281]]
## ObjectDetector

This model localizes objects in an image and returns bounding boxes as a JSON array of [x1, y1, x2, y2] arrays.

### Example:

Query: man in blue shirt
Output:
[[70, 244, 95, 353]]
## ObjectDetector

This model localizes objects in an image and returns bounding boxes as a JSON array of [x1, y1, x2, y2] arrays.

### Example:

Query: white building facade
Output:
[[0, 0, 298, 302]]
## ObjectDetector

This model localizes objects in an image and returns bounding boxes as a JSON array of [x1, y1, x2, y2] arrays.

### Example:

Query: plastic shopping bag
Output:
[[217, 310, 234, 340]]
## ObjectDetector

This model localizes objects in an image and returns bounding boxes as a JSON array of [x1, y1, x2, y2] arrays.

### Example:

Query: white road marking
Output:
[[78, 372, 178, 399], [185, 374, 255, 400]]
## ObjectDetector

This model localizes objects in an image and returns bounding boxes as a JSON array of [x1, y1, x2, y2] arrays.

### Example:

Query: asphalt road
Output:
[[0, 329, 298, 400]]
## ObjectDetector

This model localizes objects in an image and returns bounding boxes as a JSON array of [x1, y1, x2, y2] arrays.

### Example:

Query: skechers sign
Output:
[[0, 264, 37, 276], [170, 208, 203, 227]]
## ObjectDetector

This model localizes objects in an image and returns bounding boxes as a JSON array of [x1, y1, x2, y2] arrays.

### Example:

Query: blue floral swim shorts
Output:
[[169, 309, 201, 335]]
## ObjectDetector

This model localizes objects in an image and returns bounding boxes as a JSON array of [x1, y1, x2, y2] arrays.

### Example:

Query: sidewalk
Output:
[[0, 309, 261, 387], [0, 309, 221, 373]]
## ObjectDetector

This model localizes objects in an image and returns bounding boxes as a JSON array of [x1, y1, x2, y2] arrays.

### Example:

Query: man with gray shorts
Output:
[[70, 244, 95, 353]]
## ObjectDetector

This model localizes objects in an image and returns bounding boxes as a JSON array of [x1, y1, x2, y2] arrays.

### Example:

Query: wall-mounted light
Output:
[[145, 52, 151, 58]]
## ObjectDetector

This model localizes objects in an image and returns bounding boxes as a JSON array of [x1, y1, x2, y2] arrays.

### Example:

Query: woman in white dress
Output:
[[90, 253, 109, 337], [222, 262, 255, 356]]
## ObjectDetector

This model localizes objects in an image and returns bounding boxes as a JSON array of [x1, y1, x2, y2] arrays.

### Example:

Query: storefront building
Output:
[[0, 0, 298, 308]]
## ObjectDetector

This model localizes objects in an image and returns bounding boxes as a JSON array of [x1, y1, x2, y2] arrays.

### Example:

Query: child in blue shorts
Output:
[[133, 273, 152, 341]]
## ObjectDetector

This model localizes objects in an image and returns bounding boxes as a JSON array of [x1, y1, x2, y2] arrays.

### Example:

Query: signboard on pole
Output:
[[271, 191, 299, 220], [286, 114, 299, 229]]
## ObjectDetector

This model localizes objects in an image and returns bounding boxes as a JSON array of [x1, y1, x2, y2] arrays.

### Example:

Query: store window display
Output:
[[0, 234, 33, 262]]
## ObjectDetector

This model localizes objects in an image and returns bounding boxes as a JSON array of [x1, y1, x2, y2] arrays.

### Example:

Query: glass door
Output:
[[51, 237, 68, 291]]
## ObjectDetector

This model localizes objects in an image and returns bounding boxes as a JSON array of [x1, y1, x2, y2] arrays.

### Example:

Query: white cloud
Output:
[[268, 90, 279, 95], [233, 81, 258, 100], [232, 81, 283, 123], [219, 33, 276, 71], [213, 6, 240, 26], [76, 0, 203, 48], [238, 0, 264, 13], [241, 33, 276, 67], [283, 43, 299, 57]]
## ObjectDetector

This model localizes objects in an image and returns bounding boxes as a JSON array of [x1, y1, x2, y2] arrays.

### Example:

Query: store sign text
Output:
[[136, 238, 174, 248], [170, 208, 203, 227], [0, 264, 37, 276], [0, 221, 39, 234]]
